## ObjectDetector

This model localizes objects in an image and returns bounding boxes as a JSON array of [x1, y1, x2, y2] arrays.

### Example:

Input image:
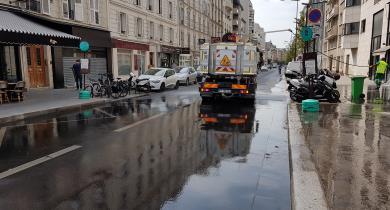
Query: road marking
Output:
[[94, 108, 116, 118], [114, 113, 165, 133], [0, 145, 82, 180]]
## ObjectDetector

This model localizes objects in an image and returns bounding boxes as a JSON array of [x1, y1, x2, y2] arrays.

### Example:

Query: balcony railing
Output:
[[326, 6, 339, 20], [326, 26, 338, 39]]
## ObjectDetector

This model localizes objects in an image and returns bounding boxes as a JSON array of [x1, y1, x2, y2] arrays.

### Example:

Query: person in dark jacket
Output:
[[72, 59, 82, 90]]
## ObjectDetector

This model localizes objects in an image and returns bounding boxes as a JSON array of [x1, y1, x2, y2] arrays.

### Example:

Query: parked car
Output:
[[175, 67, 197, 85], [261, 65, 269, 72], [138, 68, 179, 91]]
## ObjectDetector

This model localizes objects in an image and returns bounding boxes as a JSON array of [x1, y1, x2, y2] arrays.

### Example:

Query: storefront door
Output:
[[26, 46, 47, 88]]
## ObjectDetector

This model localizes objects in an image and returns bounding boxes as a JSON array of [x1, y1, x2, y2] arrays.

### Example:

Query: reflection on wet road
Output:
[[296, 100, 390, 210], [0, 70, 291, 210]]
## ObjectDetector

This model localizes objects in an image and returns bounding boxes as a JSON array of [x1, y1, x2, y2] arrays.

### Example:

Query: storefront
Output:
[[158, 45, 190, 68], [52, 26, 111, 88], [0, 45, 22, 82], [0, 10, 80, 89], [112, 39, 149, 78]]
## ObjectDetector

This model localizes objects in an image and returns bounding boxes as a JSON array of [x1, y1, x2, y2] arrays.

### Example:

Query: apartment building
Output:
[[324, 0, 344, 73], [249, 1, 255, 34], [323, 0, 390, 76], [109, 0, 181, 78], [223, 0, 233, 34], [356, 0, 390, 76], [0, 0, 111, 89], [177, 0, 216, 66]]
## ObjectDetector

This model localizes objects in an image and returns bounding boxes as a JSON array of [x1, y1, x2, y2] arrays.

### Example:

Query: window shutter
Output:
[[42, 0, 50, 14], [75, 0, 83, 21]]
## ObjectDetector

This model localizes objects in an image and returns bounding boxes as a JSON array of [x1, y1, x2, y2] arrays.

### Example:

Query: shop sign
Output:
[[113, 39, 149, 51]]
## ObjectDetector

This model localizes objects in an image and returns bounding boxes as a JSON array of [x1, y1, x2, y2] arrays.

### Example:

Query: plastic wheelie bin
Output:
[[351, 76, 366, 101]]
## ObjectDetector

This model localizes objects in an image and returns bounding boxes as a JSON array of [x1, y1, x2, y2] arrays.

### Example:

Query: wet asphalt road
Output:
[[0, 69, 290, 210]]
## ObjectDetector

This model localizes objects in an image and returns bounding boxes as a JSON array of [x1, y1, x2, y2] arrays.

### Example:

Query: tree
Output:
[[285, 10, 305, 63]]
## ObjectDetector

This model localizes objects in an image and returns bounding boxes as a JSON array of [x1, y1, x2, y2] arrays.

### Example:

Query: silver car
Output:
[[175, 67, 197, 85]]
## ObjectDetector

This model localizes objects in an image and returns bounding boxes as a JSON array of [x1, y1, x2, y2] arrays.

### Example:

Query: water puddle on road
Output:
[[0, 79, 291, 210]]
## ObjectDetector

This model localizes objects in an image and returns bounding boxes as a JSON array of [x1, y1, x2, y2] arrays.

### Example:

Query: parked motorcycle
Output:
[[289, 70, 341, 103]]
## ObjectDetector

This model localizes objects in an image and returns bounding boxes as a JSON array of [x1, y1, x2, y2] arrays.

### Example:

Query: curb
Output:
[[287, 103, 328, 210], [0, 93, 147, 125]]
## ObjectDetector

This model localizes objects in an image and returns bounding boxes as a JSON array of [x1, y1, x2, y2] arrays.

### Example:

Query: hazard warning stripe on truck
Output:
[[216, 67, 235, 73]]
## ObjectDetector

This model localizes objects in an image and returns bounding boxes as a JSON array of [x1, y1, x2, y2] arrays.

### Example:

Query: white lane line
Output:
[[94, 108, 116, 118], [114, 113, 165, 133], [0, 145, 82, 180]]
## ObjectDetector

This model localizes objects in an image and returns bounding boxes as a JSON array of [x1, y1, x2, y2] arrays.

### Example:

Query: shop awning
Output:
[[373, 46, 390, 56], [0, 10, 80, 46]]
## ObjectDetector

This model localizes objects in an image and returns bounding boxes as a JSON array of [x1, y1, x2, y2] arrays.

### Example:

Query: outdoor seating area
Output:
[[0, 81, 26, 104]]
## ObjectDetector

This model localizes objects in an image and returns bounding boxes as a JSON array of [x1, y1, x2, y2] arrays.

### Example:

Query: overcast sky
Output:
[[252, 0, 307, 49]]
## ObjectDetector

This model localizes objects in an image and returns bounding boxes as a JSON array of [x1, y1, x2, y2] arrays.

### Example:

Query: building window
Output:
[[346, 0, 361, 7], [361, 19, 366, 33], [63, 0, 81, 20], [119, 12, 127, 34], [147, 0, 153, 11], [343, 22, 359, 35], [180, 7, 184, 24], [149, 21, 154, 39], [90, 0, 99, 24], [387, 4, 390, 45], [188, 33, 191, 47], [134, 0, 141, 6], [158, 0, 162, 14], [136, 18, 143, 37], [118, 50, 132, 76], [371, 10, 384, 51], [169, 2, 173, 19], [180, 31, 184, 47], [41, 0, 50, 14], [63, 0, 69, 18], [159, 24, 164, 41], [169, 28, 174, 43]]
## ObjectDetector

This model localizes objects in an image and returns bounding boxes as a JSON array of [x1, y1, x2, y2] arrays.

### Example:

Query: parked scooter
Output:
[[289, 70, 341, 103]]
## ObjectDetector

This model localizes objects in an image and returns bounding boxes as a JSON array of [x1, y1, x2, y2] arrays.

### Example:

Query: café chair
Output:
[[0, 81, 9, 104], [8, 81, 25, 102]]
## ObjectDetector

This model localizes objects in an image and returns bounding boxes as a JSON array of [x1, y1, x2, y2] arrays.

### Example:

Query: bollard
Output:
[[79, 90, 91, 100], [302, 99, 320, 112]]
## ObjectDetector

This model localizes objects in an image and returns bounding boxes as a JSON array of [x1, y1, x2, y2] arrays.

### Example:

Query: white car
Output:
[[261, 65, 268, 72], [175, 67, 197, 85], [138, 68, 179, 91]]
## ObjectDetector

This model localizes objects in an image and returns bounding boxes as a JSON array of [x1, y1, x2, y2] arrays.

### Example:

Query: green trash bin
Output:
[[351, 76, 366, 101]]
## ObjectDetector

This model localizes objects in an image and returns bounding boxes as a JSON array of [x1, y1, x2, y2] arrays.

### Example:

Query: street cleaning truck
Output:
[[199, 35, 258, 101]]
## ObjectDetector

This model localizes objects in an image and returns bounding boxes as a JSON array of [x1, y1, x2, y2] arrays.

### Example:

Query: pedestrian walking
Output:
[[370, 58, 388, 89], [72, 59, 82, 90], [171, 62, 177, 69]]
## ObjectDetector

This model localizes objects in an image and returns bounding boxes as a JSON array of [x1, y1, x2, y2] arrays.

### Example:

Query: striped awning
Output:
[[0, 10, 80, 46]]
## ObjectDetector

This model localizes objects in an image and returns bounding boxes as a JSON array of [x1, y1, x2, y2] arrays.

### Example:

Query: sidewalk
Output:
[[0, 88, 145, 124], [288, 76, 390, 210]]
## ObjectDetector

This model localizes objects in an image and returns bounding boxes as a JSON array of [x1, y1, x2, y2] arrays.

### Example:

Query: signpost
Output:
[[79, 41, 90, 92], [300, 26, 313, 42], [308, 8, 322, 24]]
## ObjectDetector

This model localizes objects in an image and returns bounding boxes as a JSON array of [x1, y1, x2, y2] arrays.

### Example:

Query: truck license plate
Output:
[[219, 89, 231, 94]]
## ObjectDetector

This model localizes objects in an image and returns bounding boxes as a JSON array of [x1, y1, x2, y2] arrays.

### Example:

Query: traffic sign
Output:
[[220, 55, 231, 66], [309, 8, 322, 24], [300, 26, 313, 42], [79, 41, 90, 52]]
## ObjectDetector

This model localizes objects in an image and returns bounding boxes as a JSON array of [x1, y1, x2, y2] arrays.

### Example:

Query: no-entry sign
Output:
[[309, 8, 322, 24]]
